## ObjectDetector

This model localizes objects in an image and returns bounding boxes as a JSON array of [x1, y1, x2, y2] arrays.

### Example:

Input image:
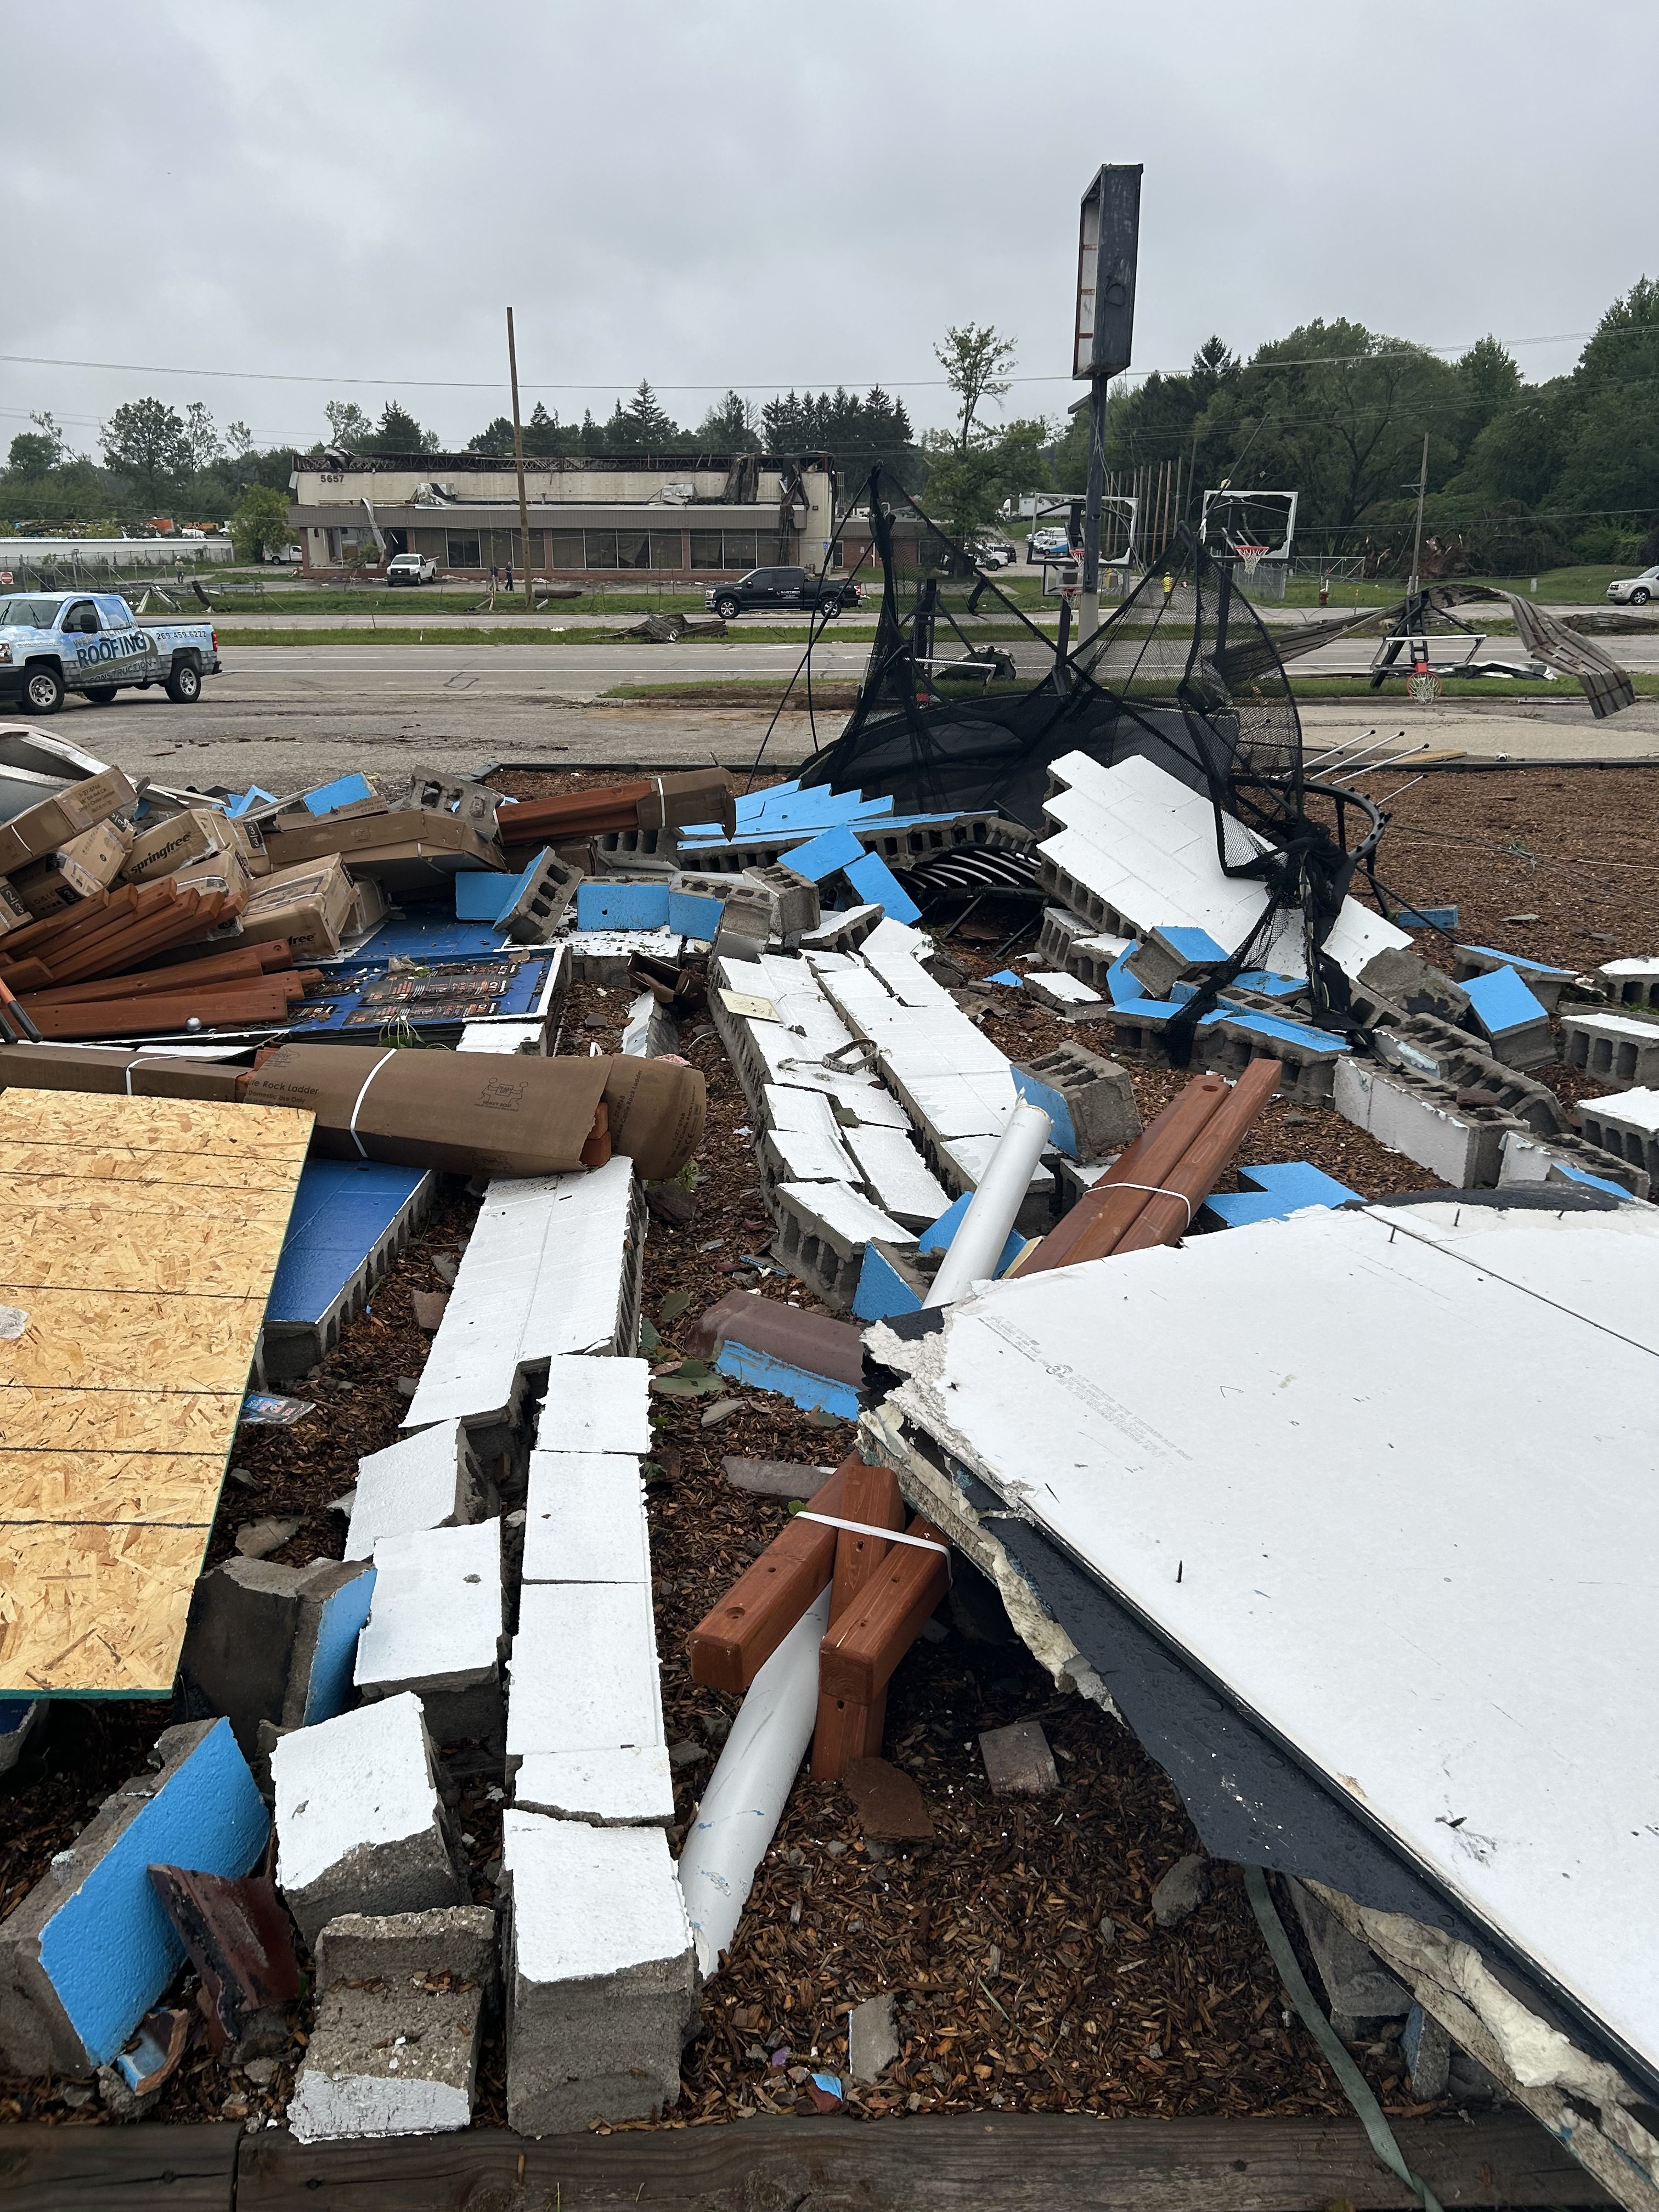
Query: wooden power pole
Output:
[[506, 307, 534, 610]]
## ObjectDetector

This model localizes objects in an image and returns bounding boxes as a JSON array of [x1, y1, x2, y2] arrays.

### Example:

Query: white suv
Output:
[[1606, 563, 1659, 606], [386, 552, 437, 585]]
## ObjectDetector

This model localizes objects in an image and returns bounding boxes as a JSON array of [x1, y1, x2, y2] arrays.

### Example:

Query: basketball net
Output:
[[1237, 543, 1268, 577], [1408, 658, 1441, 705]]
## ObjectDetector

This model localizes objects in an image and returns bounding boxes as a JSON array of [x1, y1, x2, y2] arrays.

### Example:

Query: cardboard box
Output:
[[123, 805, 249, 884], [0, 1042, 249, 1101], [12, 820, 135, 917], [242, 1045, 704, 1182], [0, 767, 138, 878], [346, 874, 388, 941], [261, 809, 505, 876], [237, 855, 354, 960], [172, 848, 253, 909], [636, 769, 737, 838], [0, 876, 33, 938]]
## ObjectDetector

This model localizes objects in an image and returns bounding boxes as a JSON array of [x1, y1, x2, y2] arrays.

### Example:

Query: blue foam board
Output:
[[1012, 1065, 1079, 1157], [852, 1244, 923, 1323], [844, 850, 921, 924], [1462, 964, 1548, 1040], [301, 772, 374, 817], [1396, 904, 1459, 930], [575, 881, 672, 930], [267, 1161, 430, 1329], [987, 969, 1024, 988], [668, 889, 725, 942], [329, 912, 511, 962], [780, 824, 867, 882], [1224, 1011, 1350, 1054], [713, 1340, 863, 1421], [1553, 1163, 1638, 1200], [916, 1192, 1025, 1276], [35, 1719, 267, 2067], [1204, 1160, 1361, 1228], [1158, 926, 1228, 962], [454, 851, 541, 923], [1106, 950, 1144, 1006], [1456, 943, 1575, 982], [302, 1568, 377, 1726], [225, 786, 277, 819], [1234, 970, 1305, 998]]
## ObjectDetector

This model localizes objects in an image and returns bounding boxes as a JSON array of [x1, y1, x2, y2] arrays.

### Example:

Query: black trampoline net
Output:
[[795, 470, 1387, 1045]]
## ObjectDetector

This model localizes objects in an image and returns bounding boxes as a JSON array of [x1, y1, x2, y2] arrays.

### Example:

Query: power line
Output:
[[0, 321, 1655, 399]]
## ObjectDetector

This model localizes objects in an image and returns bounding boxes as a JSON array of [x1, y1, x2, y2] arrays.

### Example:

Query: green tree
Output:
[[184, 400, 224, 472], [604, 381, 678, 451], [365, 401, 437, 453], [1452, 336, 1521, 449], [919, 417, 1049, 545], [934, 323, 1016, 452], [100, 397, 193, 508], [698, 390, 760, 450], [324, 399, 374, 449], [230, 482, 292, 562], [7, 428, 59, 477], [467, 415, 517, 455]]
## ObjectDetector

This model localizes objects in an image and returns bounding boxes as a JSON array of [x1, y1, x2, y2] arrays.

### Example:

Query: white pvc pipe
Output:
[[925, 1102, 1052, 1307], [676, 1587, 831, 1980]]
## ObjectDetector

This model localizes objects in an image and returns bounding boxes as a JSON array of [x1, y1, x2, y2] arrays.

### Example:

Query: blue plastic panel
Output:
[[575, 881, 671, 930], [455, 852, 544, 923], [1204, 1159, 1361, 1228], [1396, 904, 1459, 930], [916, 1191, 1025, 1275], [267, 1160, 430, 1328]]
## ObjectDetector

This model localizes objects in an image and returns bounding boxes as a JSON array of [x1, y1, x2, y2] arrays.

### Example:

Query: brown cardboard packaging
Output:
[[346, 874, 388, 940], [12, 820, 136, 917], [0, 878, 30, 938], [238, 856, 354, 959], [636, 769, 737, 838], [172, 848, 253, 909], [241, 1045, 704, 1182], [122, 806, 243, 884], [261, 809, 505, 876], [0, 1042, 249, 1101], [0, 767, 138, 877]]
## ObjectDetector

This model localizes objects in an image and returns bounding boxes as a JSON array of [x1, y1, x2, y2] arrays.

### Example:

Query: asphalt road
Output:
[[19, 640, 1659, 795]]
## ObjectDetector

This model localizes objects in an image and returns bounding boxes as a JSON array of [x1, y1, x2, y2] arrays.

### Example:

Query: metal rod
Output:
[[1077, 374, 1109, 641]]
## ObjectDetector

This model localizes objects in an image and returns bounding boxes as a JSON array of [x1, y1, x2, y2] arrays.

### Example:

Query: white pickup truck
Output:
[[0, 590, 221, 715]]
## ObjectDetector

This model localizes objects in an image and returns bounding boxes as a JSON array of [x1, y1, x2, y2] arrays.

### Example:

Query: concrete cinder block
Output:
[[1288, 1880, 1410, 2038], [1125, 924, 1229, 999], [1560, 1011, 1659, 1090], [1374, 1014, 1568, 1135], [749, 862, 820, 938], [1014, 1044, 1141, 1161], [1497, 1126, 1651, 1203], [799, 902, 883, 953], [772, 1179, 912, 1308], [356, 1519, 504, 1747], [1460, 966, 1554, 1070], [514, 1746, 675, 1827], [506, 1582, 664, 1768], [346, 1421, 490, 1563], [501, 1812, 696, 2135], [1452, 943, 1576, 1017], [1357, 947, 1472, 1024], [501, 849, 583, 944], [183, 1556, 376, 1760], [1598, 957, 1659, 1012], [1333, 1058, 1517, 1187], [0, 1719, 268, 2077], [521, 1452, 649, 1586], [536, 1356, 653, 1456], [313, 1904, 498, 1993], [1576, 1087, 1659, 1186], [272, 1694, 465, 1949]]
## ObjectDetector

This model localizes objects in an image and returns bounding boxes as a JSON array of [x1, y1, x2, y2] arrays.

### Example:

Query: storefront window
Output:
[[548, 532, 584, 568], [616, 532, 651, 569], [445, 534, 481, 568], [583, 532, 618, 568], [648, 531, 685, 570]]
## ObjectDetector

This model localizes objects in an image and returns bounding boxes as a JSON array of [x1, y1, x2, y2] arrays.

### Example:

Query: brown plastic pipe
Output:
[[1018, 1074, 1229, 1276], [1113, 1056, 1282, 1256]]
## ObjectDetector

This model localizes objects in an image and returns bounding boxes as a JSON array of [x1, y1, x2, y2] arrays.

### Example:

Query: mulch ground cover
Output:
[[6, 761, 1649, 2135]]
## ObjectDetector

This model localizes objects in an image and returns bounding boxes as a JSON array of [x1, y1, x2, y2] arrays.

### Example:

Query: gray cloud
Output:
[[3, 0, 1651, 455]]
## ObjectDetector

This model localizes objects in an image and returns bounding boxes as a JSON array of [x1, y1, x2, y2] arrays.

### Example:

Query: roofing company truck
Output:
[[0, 589, 221, 715]]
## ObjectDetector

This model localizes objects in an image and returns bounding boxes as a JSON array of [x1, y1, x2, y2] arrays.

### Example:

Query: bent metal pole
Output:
[[926, 1102, 1053, 1307]]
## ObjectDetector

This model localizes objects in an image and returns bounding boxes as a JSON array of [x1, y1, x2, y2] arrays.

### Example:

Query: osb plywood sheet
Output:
[[0, 1451, 225, 1523], [0, 1522, 206, 1694], [0, 1288, 270, 1392], [0, 1145, 297, 1194], [0, 1217, 297, 1296], [0, 1387, 233, 1454], [0, 1092, 313, 1696]]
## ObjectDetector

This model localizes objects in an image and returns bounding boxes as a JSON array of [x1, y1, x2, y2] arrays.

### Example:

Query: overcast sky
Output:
[[5, 2, 1652, 458]]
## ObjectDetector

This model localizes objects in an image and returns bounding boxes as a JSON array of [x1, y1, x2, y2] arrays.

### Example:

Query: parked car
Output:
[[0, 592, 220, 714], [972, 537, 1017, 569], [386, 552, 438, 586], [703, 568, 863, 620], [1026, 524, 1074, 564], [1606, 564, 1659, 606]]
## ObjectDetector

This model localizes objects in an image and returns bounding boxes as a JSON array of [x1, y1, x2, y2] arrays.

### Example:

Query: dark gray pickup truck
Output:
[[702, 567, 862, 622]]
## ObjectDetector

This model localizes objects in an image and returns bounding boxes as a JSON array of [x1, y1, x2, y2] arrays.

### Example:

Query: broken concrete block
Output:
[[1287, 1880, 1410, 2037], [799, 902, 884, 954], [346, 1420, 489, 1562], [1561, 1009, 1659, 1090], [501, 1811, 696, 2135], [1333, 1058, 1516, 1186], [1452, 943, 1576, 1017], [183, 1555, 377, 1763], [1013, 1043, 1141, 1161], [289, 1910, 496, 2144], [0, 1718, 268, 2077], [1598, 956, 1659, 1012], [1357, 947, 1472, 1024], [506, 1582, 665, 1776], [355, 1518, 504, 1747], [1151, 1853, 1211, 1929], [1403, 1999, 1452, 2098], [848, 1991, 900, 2082], [719, 1457, 833, 1500], [1576, 1087, 1659, 1187], [1460, 966, 1553, 1070], [501, 848, 583, 944], [272, 1694, 465, 1948], [521, 1452, 649, 1586], [1125, 925, 1229, 999], [978, 1721, 1059, 1798], [514, 1745, 675, 1828]]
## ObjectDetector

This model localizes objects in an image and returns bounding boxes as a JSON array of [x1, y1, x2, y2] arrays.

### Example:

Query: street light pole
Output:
[[1071, 165, 1142, 646]]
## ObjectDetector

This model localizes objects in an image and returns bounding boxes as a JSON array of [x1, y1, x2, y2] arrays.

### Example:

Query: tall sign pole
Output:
[[1074, 164, 1143, 642], [506, 307, 534, 610]]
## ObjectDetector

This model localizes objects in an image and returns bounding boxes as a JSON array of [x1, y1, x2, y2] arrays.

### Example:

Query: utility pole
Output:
[[1407, 430, 1430, 602], [1073, 164, 1143, 642], [506, 306, 534, 610]]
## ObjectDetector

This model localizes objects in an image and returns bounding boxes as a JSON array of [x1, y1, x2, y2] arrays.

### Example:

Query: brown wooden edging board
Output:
[[0, 2111, 1601, 2212], [0, 2120, 240, 2210]]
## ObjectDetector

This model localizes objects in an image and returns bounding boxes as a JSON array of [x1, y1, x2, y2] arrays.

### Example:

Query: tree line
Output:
[[3, 274, 1655, 571]]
